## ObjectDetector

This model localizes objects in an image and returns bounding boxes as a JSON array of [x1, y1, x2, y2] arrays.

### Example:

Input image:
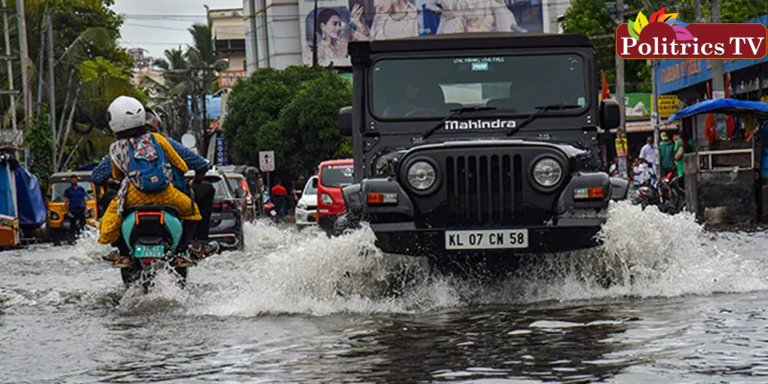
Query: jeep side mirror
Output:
[[600, 99, 621, 130], [339, 106, 352, 137]]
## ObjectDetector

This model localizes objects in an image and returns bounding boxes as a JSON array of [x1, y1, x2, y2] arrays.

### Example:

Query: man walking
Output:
[[659, 132, 676, 178], [292, 174, 307, 208], [640, 136, 656, 168], [63, 175, 87, 237], [271, 179, 288, 221]]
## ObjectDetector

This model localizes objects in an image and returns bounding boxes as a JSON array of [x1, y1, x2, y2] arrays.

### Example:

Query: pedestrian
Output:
[[292, 174, 307, 207], [63, 175, 87, 237], [609, 157, 619, 177], [271, 178, 288, 221], [673, 132, 691, 177], [631, 158, 650, 186], [640, 136, 656, 167], [659, 132, 676, 178]]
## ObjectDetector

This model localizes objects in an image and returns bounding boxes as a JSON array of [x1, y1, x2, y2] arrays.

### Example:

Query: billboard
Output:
[[299, 0, 544, 67]]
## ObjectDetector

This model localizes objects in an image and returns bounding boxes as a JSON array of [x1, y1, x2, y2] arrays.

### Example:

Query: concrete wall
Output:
[[244, 0, 303, 72]]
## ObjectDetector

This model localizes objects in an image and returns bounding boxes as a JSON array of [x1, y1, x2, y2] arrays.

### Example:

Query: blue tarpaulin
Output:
[[0, 165, 15, 218], [15, 167, 46, 228], [668, 99, 768, 122]]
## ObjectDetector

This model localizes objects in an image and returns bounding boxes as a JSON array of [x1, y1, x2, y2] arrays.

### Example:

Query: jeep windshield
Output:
[[371, 54, 588, 119]]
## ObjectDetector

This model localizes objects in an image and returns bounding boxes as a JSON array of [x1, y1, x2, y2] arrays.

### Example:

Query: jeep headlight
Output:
[[532, 158, 563, 187], [49, 211, 59, 220], [407, 161, 436, 191]]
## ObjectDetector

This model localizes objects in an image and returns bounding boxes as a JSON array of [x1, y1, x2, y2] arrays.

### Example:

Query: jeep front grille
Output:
[[445, 154, 523, 227]]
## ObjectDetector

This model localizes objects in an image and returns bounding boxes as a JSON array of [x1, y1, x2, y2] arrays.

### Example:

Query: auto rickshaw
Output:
[[46, 171, 101, 244]]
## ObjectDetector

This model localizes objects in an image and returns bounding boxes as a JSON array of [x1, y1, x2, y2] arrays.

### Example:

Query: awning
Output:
[[610, 119, 675, 134], [668, 99, 768, 122]]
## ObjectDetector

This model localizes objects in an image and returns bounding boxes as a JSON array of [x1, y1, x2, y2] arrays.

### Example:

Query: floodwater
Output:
[[3, 202, 768, 383]]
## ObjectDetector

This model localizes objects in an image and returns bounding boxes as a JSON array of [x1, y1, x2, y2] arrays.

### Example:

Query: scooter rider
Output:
[[93, 106, 218, 261], [97, 96, 202, 268]]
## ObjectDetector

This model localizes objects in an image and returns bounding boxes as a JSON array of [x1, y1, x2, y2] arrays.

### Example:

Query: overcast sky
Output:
[[112, 0, 243, 62]]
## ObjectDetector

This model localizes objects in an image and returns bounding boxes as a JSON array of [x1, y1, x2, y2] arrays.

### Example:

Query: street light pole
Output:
[[615, 0, 628, 179], [652, 59, 661, 179], [312, 0, 319, 67]]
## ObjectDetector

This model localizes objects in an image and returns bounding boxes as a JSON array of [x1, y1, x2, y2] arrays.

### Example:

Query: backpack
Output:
[[122, 134, 173, 193]]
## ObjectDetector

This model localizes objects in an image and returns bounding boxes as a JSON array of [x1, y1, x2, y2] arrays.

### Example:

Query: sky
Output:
[[111, 0, 243, 63]]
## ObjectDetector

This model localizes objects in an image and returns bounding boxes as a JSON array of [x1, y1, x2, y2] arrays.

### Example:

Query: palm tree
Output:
[[149, 48, 193, 140], [185, 24, 226, 153]]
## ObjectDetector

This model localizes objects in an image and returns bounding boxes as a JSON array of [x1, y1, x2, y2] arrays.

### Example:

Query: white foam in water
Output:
[[15, 201, 767, 316], [182, 201, 768, 316]]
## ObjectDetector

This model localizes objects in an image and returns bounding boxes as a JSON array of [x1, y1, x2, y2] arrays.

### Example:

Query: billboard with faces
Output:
[[299, 0, 545, 67]]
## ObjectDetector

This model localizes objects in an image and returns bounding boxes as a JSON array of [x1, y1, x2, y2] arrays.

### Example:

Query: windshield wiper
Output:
[[506, 103, 582, 137], [420, 106, 498, 141]]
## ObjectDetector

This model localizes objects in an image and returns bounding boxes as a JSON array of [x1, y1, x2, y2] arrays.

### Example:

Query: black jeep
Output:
[[339, 33, 628, 259]]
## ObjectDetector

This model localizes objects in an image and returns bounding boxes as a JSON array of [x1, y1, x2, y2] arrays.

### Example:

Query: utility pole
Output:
[[35, 11, 44, 117], [47, 10, 55, 152], [711, 0, 724, 96], [16, 0, 31, 131], [710, 0, 726, 143], [312, 0, 319, 67], [2, 0, 17, 132], [652, 59, 661, 179], [615, 0, 628, 179], [694, 0, 701, 23]]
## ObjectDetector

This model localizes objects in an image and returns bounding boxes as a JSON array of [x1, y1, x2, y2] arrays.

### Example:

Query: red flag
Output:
[[601, 70, 611, 100], [705, 81, 716, 145]]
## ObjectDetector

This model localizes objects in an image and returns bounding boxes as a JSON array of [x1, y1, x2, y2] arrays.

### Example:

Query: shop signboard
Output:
[[298, 0, 546, 67], [624, 93, 650, 120], [657, 95, 680, 117], [218, 70, 249, 89]]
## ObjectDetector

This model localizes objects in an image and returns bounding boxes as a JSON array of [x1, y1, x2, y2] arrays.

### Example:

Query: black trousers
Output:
[[69, 211, 86, 233]]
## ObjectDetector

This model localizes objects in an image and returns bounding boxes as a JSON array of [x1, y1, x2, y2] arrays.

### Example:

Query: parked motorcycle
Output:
[[631, 172, 686, 215], [118, 205, 192, 291]]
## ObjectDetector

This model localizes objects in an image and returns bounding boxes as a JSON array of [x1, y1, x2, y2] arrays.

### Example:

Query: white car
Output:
[[294, 176, 318, 227]]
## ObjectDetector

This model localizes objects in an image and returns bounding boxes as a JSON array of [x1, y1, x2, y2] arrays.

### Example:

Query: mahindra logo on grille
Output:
[[445, 120, 517, 131]]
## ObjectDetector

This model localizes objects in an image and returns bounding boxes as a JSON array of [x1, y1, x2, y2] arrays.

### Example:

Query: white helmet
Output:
[[107, 96, 146, 133]]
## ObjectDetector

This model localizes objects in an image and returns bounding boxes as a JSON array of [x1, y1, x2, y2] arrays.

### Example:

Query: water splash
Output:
[[5, 202, 768, 316]]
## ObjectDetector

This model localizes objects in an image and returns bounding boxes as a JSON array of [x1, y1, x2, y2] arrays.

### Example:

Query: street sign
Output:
[[0, 130, 22, 146], [181, 133, 196, 149], [259, 151, 275, 172], [216, 137, 228, 165]]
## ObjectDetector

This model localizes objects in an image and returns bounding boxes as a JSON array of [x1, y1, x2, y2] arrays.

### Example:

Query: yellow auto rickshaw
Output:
[[46, 171, 101, 243]]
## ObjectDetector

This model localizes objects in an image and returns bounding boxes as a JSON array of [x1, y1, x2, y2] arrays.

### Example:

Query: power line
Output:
[[123, 23, 191, 31]]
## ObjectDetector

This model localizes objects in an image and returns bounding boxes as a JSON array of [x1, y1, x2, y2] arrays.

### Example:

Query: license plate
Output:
[[445, 229, 529, 250], [135, 245, 164, 258]]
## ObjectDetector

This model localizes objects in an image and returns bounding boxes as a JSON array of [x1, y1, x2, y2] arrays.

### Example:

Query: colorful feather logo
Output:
[[627, 7, 694, 41]]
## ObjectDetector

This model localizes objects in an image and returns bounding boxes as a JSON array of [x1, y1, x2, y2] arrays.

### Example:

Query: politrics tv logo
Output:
[[616, 7, 768, 59]]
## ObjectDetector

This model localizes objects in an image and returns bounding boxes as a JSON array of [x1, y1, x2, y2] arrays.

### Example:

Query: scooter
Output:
[[631, 172, 686, 215], [118, 205, 194, 291]]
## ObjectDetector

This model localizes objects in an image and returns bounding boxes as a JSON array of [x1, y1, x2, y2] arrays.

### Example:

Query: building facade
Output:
[[242, 0, 564, 73], [210, 8, 248, 71]]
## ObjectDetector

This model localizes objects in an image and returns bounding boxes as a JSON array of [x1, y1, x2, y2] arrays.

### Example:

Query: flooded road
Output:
[[3, 202, 768, 383]]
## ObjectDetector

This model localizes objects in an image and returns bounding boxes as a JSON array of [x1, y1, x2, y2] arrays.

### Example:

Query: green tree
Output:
[[276, 71, 353, 176], [223, 66, 352, 179], [223, 66, 317, 164], [561, 0, 648, 93]]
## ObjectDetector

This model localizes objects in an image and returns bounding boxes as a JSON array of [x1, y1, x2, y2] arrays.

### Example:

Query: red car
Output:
[[317, 159, 354, 233]]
